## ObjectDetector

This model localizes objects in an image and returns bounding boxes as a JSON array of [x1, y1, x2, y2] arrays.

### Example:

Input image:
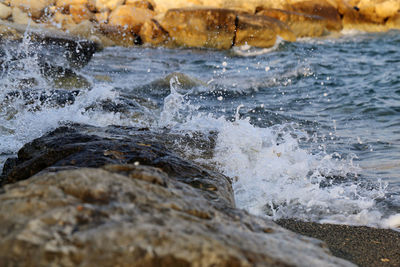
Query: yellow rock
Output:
[[95, 0, 124, 12], [257, 8, 328, 37], [151, 0, 203, 13], [236, 14, 296, 48], [288, 0, 343, 31], [386, 13, 400, 29], [66, 20, 116, 46], [100, 25, 138, 46], [352, 0, 400, 24], [0, 24, 22, 40], [157, 7, 236, 49], [12, 7, 37, 25], [70, 4, 93, 23], [339, 0, 398, 31], [108, 5, 154, 34], [216, 0, 287, 13], [55, 0, 88, 10], [125, 0, 155, 10], [151, 0, 288, 14], [50, 12, 76, 28], [375, 0, 400, 19], [139, 19, 170, 46], [0, 3, 12, 19], [94, 10, 109, 24], [10, 0, 55, 19]]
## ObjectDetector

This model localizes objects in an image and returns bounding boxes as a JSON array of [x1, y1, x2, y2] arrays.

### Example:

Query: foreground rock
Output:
[[0, 124, 355, 266], [0, 124, 235, 206], [277, 219, 400, 267]]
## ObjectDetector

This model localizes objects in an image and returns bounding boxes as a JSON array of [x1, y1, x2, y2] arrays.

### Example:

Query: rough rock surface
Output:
[[257, 8, 328, 37], [0, 124, 235, 207], [158, 8, 237, 49], [108, 5, 155, 34], [235, 13, 296, 48], [1, 0, 399, 48], [0, 124, 355, 266]]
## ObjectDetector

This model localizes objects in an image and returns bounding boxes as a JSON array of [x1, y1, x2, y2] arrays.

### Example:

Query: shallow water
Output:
[[0, 30, 399, 228]]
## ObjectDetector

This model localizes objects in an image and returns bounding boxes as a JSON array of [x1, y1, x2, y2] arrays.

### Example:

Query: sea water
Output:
[[0, 30, 399, 228]]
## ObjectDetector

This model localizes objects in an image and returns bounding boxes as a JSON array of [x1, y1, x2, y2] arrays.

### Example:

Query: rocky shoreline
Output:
[[0, 0, 399, 49], [0, 123, 354, 266], [0, 123, 399, 266]]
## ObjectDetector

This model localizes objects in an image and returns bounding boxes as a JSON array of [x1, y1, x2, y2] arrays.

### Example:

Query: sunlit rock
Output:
[[375, 0, 400, 19], [0, 3, 12, 19], [66, 20, 116, 47], [99, 25, 140, 46], [139, 18, 170, 46], [349, 0, 399, 24], [151, 0, 202, 13], [151, 0, 287, 14], [158, 7, 236, 49], [108, 5, 155, 34], [338, 0, 396, 32], [257, 8, 328, 37], [125, 0, 155, 10], [236, 13, 296, 48], [10, 0, 54, 19], [386, 13, 400, 30], [0, 23, 22, 40], [288, 0, 343, 31], [95, 0, 124, 12], [50, 12, 76, 29], [11, 7, 37, 25], [55, 0, 88, 11], [94, 10, 108, 24], [70, 4, 93, 24]]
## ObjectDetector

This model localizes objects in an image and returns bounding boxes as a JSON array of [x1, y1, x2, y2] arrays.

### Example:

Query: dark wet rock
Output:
[[0, 124, 235, 207], [0, 20, 100, 68], [277, 219, 400, 267], [38, 62, 91, 89], [4, 89, 81, 109], [0, 124, 355, 266], [135, 72, 208, 97]]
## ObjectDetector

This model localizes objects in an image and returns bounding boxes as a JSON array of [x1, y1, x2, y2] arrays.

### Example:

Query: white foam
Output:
[[0, 47, 397, 228], [0, 83, 126, 154], [154, 84, 393, 227], [381, 214, 400, 229], [232, 37, 284, 57]]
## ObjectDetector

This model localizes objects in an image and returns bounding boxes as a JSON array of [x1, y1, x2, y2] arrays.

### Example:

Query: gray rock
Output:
[[0, 165, 355, 266], [0, 124, 356, 266]]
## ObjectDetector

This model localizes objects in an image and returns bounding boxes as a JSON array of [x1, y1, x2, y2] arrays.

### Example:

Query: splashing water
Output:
[[157, 86, 399, 228], [1, 32, 400, 229]]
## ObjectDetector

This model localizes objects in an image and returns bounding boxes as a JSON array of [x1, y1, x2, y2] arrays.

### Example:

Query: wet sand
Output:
[[277, 219, 400, 266]]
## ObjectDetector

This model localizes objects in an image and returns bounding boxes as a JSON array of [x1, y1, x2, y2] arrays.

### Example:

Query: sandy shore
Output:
[[277, 219, 400, 266]]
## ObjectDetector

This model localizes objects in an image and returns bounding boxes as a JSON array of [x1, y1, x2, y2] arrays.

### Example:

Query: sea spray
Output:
[[156, 82, 396, 227]]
